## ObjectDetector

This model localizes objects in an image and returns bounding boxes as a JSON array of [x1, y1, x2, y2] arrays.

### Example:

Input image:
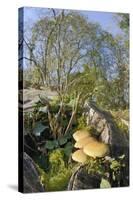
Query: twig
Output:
[[64, 92, 81, 135], [24, 143, 38, 153]]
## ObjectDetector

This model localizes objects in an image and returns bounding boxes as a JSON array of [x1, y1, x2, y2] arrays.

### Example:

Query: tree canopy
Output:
[[22, 9, 129, 110]]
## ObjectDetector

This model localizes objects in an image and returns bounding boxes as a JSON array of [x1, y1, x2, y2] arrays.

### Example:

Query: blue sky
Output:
[[84, 11, 122, 35], [23, 7, 123, 36]]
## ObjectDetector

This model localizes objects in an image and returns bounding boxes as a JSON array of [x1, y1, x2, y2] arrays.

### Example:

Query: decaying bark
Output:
[[83, 102, 129, 157], [68, 102, 129, 190], [68, 165, 101, 190]]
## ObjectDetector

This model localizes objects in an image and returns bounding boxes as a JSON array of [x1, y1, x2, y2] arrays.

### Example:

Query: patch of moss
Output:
[[47, 168, 71, 191], [110, 110, 129, 134], [77, 116, 87, 129], [36, 149, 72, 191], [116, 120, 129, 135], [36, 164, 49, 190], [85, 154, 127, 187], [49, 149, 65, 175]]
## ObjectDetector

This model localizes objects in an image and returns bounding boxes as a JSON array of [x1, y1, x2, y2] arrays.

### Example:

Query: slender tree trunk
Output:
[[64, 93, 81, 135]]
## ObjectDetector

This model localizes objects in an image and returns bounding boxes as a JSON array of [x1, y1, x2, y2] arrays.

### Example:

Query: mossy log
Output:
[[83, 102, 129, 157], [68, 103, 129, 190], [68, 166, 101, 190]]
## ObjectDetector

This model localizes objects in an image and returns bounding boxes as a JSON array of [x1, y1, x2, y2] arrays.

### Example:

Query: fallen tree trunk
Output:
[[83, 102, 129, 157], [68, 102, 129, 190], [68, 165, 101, 190]]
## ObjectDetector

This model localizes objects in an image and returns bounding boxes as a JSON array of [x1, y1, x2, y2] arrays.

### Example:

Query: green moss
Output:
[[47, 169, 71, 191], [116, 120, 128, 135], [36, 164, 49, 190], [85, 154, 127, 187], [110, 109, 129, 134], [49, 149, 65, 175], [77, 116, 87, 129], [110, 110, 129, 142], [85, 157, 105, 176], [36, 149, 72, 191]]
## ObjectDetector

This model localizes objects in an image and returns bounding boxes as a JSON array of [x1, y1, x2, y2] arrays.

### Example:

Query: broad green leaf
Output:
[[58, 137, 68, 145], [64, 142, 73, 157], [45, 140, 59, 150], [33, 122, 48, 136], [100, 178, 111, 188], [65, 132, 72, 140], [53, 140, 59, 148], [45, 141, 55, 150]]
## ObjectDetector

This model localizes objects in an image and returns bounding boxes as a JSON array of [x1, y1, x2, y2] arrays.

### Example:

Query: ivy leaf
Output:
[[45, 140, 59, 150], [64, 142, 73, 157], [45, 141, 55, 150], [33, 122, 48, 136], [100, 178, 111, 188], [53, 140, 59, 148], [65, 132, 72, 140], [58, 137, 68, 146]]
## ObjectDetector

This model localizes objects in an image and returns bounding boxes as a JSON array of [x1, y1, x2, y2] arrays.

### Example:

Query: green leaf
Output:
[[53, 140, 59, 148], [110, 160, 120, 170], [65, 132, 72, 140], [64, 142, 73, 157], [58, 137, 68, 146], [45, 141, 55, 150], [45, 140, 59, 150], [100, 178, 111, 188], [33, 122, 48, 136], [118, 154, 125, 160], [39, 106, 48, 113], [68, 99, 75, 107]]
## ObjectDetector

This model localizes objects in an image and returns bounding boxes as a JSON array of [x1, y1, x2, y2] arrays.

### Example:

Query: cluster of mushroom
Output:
[[72, 129, 109, 163]]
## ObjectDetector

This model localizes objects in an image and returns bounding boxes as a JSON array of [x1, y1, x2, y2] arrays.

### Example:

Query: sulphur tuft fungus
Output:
[[72, 149, 87, 163], [83, 141, 109, 158], [74, 136, 96, 149], [73, 129, 90, 142]]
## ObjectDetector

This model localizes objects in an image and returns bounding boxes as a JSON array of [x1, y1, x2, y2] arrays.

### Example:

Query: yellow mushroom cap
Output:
[[74, 136, 96, 149], [83, 141, 109, 158], [73, 130, 90, 142], [72, 149, 87, 163]]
